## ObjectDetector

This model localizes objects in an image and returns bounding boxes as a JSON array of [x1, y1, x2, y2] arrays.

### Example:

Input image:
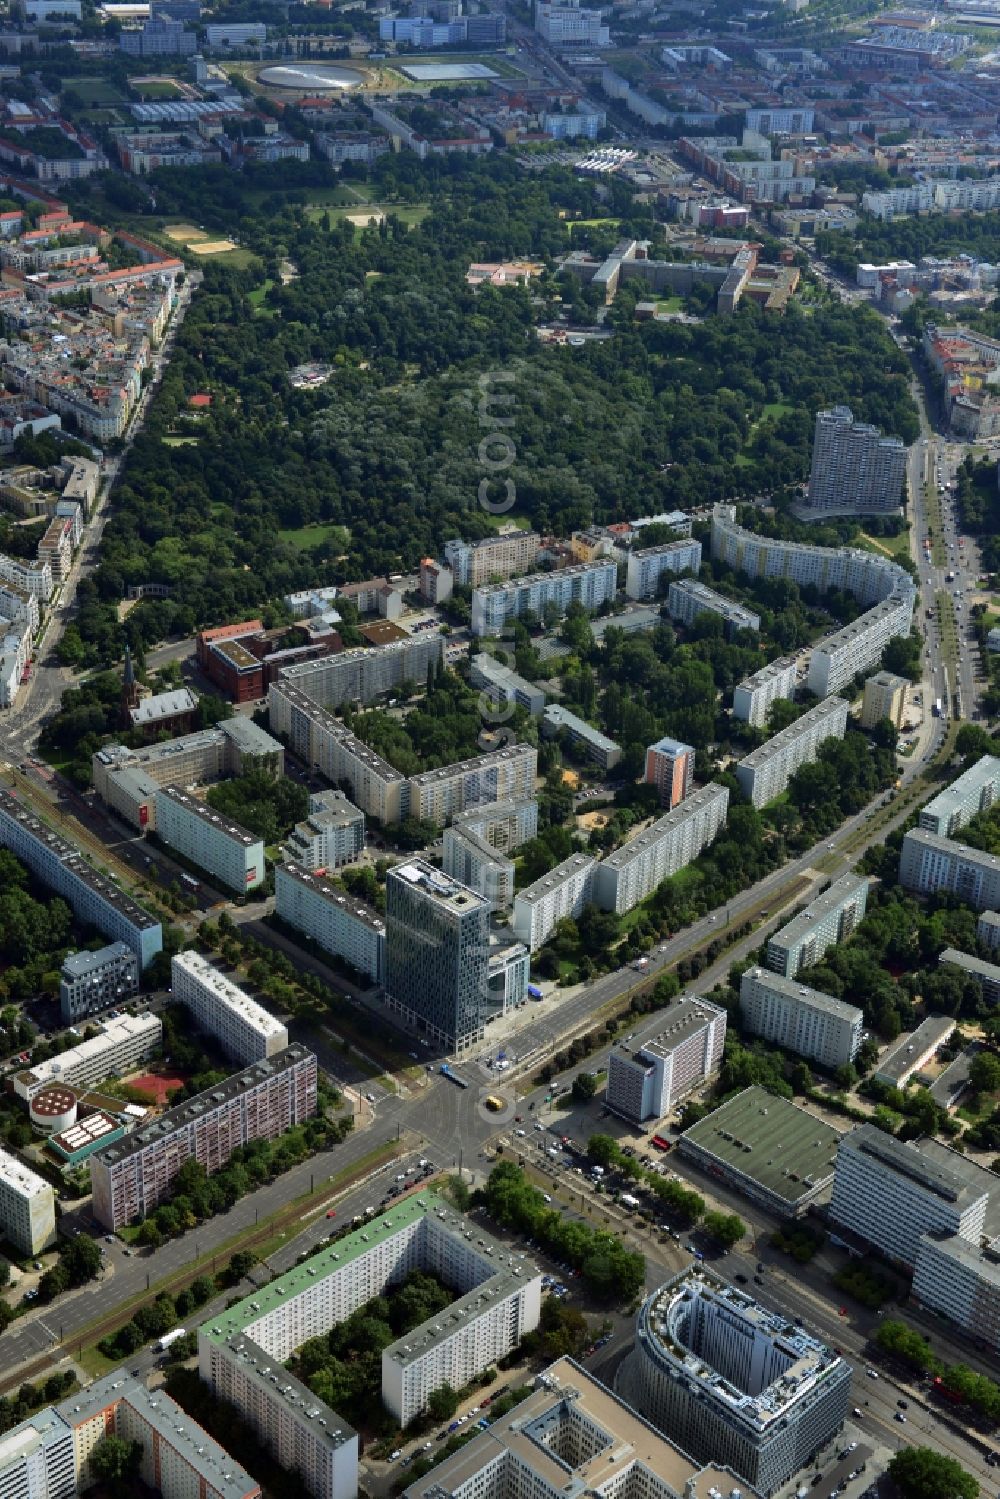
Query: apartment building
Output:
[[488, 939, 530, 1014], [277, 635, 445, 711], [171, 951, 288, 1066], [385, 861, 490, 1053], [59, 941, 139, 1022], [667, 578, 760, 638], [201, 1192, 540, 1499], [284, 790, 365, 870], [900, 828, 1000, 909], [269, 682, 407, 824], [408, 743, 537, 824], [535, 1, 608, 45], [0, 1143, 55, 1255], [471, 560, 617, 637], [919, 755, 1000, 837], [0, 550, 51, 601], [739, 967, 863, 1070], [448, 798, 538, 852], [735, 696, 849, 809], [541, 703, 621, 770], [92, 717, 283, 831], [732, 657, 797, 727], [860, 670, 909, 730], [61, 1372, 259, 1499], [765, 874, 869, 978], [404, 1356, 759, 1499], [0, 787, 163, 967], [155, 786, 265, 895], [644, 735, 694, 808], [90, 1044, 317, 1230], [12, 1013, 162, 1100], [874, 1015, 956, 1089], [979, 910, 1000, 951], [512, 853, 597, 950], [913, 1232, 1000, 1358], [274, 863, 385, 984], [444, 531, 540, 587], [469, 652, 546, 716], [804, 405, 906, 518], [594, 783, 729, 915], [624, 538, 702, 599], [940, 947, 1000, 1003], [806, 588, 915, 698], [606, 997, 726, 1124], [442, 822, 515, 908], [617, 1267, 851, 1497], [712, 504, 911, 609], [829, 1125, 991, 1268]]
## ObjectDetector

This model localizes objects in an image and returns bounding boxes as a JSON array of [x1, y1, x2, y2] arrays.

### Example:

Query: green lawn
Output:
[[63, 76, 125, 104], [278, 522, 350, 552], [249, 277, 275, 309], [652, 295, 684, 314], [567, 218, 620, 234], [306, 203, 431, 232], [130, 80, 183, 99], [201, 247, 263, 271], [856, 528, 912, 562], [762, 401, 793, 420], [478, 512, 534, 533]]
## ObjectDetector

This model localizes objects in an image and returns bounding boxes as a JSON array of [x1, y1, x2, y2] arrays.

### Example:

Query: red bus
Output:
[[650, 1135, 672, 1151], [933, 1377, 965, 1406]]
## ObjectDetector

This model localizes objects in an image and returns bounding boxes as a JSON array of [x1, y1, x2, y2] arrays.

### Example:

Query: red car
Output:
[[326, 1209, 337, 1219]]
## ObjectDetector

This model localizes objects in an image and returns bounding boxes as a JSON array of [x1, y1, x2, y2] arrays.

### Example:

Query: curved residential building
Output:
[[617, 1267, 851, 1497], [712, 506, 915, 697]]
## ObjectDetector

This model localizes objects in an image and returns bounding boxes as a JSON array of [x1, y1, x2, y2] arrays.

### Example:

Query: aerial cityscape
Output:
[[5, 3, 1000, 1499]]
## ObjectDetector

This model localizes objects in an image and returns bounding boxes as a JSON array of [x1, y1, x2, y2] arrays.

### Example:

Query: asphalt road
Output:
[[0, 277, 195, 762]]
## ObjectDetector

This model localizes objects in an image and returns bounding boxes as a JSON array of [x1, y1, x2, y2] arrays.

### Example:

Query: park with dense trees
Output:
[[39, 154, 916, 673]]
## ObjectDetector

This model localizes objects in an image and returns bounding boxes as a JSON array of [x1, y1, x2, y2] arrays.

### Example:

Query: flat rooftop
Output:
[[62, 1373, 260, 1499], [601, 784, 727, 872], [642, 1267, 844, 1429], [0, 786, 161, 933], [922, 754, 1000, 826], [614, 996, 724, 1064], [940, 946, 1000, 984], [91, 1043, 314, 1167], [515, 852, 595, 909], [843, 1125, 990, 1209], [270, 682, 405, 783], [736, 696, 847, 771], [474, 560, 616, 599], [157, 786, 262, 849], [767, 874, 868, 953], [391, 858, 490, 915], [205, 1189, 538, 1367], [0, 1141, 52, 1200], [277, 863, 385, 934], [905, 827, 1000, 872], [173, 952, 287, 1040], [670, 578, 759, 625], [403, 1356, 759, 1499], [680, 1084, 841, 1205], [407, 742, 534, 788], [743, 966, 863, 1024], [61, 941, 134, 978], [874, 1013, 956, 1084], [542, 704, 620, 754], [19, 1013, 161, 1091]]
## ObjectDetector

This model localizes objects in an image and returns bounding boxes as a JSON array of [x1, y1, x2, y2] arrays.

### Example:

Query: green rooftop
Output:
[[679, 1085, 842, 1206], [204, 1187, 447, 1347]]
